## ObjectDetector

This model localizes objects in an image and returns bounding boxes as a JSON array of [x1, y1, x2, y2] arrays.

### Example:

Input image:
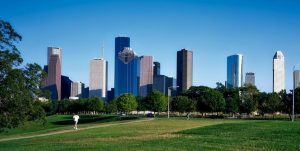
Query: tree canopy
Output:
[[0, 20, 46, 130]]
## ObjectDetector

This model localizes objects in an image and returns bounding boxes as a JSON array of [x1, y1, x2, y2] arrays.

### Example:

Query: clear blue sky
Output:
[[1, 0, 300, 92]]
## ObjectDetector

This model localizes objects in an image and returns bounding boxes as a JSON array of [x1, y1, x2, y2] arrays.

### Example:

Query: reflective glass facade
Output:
[[227, 54, 243, 88], [114, 37, 140, 97]]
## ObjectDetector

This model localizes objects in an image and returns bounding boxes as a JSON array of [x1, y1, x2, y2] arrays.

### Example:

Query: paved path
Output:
[[0, 118, 153, 142]]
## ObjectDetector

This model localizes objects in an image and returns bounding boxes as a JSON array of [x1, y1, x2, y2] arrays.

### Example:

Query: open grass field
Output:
[[0, 115, 299, 151]]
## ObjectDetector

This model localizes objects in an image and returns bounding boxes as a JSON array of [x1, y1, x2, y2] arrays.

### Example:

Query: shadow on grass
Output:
[[52, 115, 139, 125]]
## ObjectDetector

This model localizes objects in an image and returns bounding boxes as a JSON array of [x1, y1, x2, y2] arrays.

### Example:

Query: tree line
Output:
[[41, 85, 300, 120]]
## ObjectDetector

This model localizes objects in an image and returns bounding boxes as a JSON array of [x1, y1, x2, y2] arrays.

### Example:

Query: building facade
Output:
[[70, 81, 83, 97], [114, 37, 140, 97], [227, 54, 243, 88], [177, 48, 193, 93], [61, 75, 72, 99], [89, 58, 108, 98], [294, 70, 300, 89], [245, 72, 255, 86], [273, 51, 285, 93], [153, 61, 160, 76], [153, 75, 176, 96], [139, 56, 153, 97], [43, 47, 62, 100]]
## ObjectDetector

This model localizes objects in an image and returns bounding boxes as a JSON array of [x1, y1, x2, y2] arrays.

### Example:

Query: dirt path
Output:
[[0, 118, 153, 142]]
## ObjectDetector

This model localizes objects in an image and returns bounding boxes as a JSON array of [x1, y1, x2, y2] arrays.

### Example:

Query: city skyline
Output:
[[1, 0, 300, 92]]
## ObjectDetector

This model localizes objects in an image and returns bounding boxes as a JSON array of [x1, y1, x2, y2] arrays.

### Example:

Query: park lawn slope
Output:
[[0, 115, 138, 139], [0, 118, 299, 151]]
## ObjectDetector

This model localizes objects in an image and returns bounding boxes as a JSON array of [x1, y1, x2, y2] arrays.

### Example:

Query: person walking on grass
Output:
[[73, 114, 80, 130]]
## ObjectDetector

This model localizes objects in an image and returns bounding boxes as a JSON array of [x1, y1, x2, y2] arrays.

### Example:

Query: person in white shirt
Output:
[[73, 114, 80, 130]]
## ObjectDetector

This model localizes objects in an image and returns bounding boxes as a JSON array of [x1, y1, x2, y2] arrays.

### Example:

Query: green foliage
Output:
[[239, 85, 259, 114], [136, 96, 146, 111], [145, 91, 167, 113], [0, 20, 45, 130], [295, 87, 300, 114], [184, 86, 225, 113], [116, 93, 137, 113], [105, 99, 118, 113], [171, 96, 195, 113], [223, 88, 240, 114], [266, 93, 282, 114], [85, 97, 104, 112], [257, 92, 269, 115]]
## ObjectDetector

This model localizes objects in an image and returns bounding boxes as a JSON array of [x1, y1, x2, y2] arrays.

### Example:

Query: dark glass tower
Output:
[[177, 49, 193, 94], [114, 37, 140, 97], [153, 61, 160, 76]]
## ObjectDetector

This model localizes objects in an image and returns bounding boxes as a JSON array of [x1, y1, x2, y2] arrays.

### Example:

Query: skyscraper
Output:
[[153, 75, 176, 96], [177, 48, 193, 93], [294, 70, 300, 89], [245, 72, 255, 86], [61, 75, 72, 99], [43, 47, 62, 100], [70, 81, 83, 97], [47, 47, 61, 64], [89, 58, 108, 98], [227, 54, 243, 88], [153, 61, 160, 76], [273, 51, 285, 93], [114, 37, 140, 97], [139, 56, 153, 97]]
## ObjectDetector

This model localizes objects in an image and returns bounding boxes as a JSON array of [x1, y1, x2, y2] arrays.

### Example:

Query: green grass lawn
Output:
[[0, 115, 299, 151], [0, 114, 137, 139]]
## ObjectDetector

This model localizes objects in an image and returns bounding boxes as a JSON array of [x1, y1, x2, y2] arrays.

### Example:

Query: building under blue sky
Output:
[[1, 0, 300, 92]]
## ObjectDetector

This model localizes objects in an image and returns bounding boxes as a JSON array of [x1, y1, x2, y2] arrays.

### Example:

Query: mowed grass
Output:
[[0, 115, 137, 139], [0, 116, 300, 151]]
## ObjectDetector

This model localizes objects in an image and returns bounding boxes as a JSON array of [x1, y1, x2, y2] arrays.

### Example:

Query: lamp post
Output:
[[168, 86, 179, 119], [292, 65, 295, 122]]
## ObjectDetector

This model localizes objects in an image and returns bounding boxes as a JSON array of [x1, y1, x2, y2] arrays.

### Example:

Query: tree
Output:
[[0, 20, 46, 130], [239, 85, 259, 115], [85, 97, 104, 113], [136, 96, 146, 112], [146, 91, 167, 115], [184, 86, 225, 116], [294, 88, 300, 114], [223, 88, 240, 116], [116, 93, 137, 114], [171, 96, 195, 119], [257, 92, 269, 116], [105, 99, 118, 114], [266, 93, 281, 118], [279, 90, 292, 118]]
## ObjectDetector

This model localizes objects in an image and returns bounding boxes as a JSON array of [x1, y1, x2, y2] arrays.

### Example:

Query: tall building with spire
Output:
[[114, 37, 140, 97], [177, 48, 193, 94], [273, 50, 285, 93]]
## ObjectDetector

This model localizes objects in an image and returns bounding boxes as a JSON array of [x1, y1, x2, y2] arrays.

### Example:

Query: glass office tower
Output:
[[227, 54, 243, 88], [114, 37, 140, 97]]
